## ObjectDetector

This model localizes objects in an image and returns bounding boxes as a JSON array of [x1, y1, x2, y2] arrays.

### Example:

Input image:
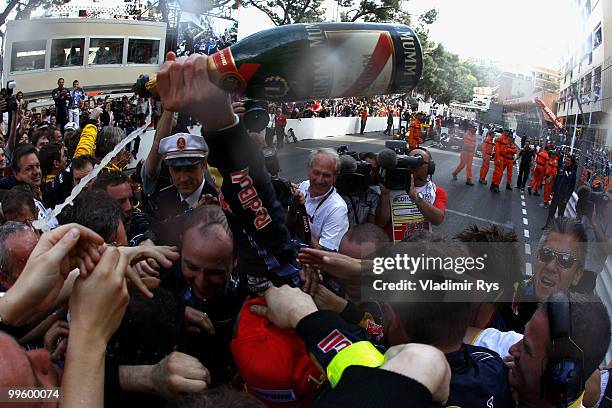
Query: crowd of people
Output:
[[0, 51, 610, 408]]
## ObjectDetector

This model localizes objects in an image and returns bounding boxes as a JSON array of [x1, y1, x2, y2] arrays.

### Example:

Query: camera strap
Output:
[[307, 188, 334, 223]]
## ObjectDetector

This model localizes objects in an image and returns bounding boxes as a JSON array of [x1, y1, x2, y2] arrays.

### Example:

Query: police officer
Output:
[[150, 133, 218, 245], [154, 133, 218, 218]]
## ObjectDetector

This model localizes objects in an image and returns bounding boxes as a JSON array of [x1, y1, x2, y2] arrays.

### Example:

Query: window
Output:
[[593, 24, 602, 49], [11, 40, 46, 72], [50, 38, 84, 68], [593, 66, 601, 101], [127, 39, 159, 64], [88, 38, 124, 65]]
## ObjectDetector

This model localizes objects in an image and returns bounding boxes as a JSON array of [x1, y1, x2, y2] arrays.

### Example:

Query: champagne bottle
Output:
[[140, 22, 422, 102]]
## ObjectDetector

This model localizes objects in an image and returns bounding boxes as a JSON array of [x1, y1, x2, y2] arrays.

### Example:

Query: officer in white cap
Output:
[[153, 133, 218, 222]]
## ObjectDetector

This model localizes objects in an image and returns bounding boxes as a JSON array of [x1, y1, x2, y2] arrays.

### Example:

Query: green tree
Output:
[[241, 0, 326, 26]]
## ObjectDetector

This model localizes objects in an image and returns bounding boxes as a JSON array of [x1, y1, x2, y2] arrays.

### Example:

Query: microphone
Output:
[[339, 154, 357, 175], [377, 148, 398, 171]]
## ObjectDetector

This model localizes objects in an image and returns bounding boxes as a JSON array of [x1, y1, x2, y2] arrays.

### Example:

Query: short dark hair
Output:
[[57, 190, 122, 243], [344, 223, 389, 245], [58, 77, 64, 83], [30, 129, 48, 147], [72, 154, 96, 171], [45, 126, 60, 139], [38, 143, 62, 176], [11, 144, 38, 173], [541, 217, 588, 266], [91, 170, 129, 191], [455, 224, 521, 299], [388, 237, 474, 348], [64, 129, 81, 158], [166, 387, 265, 408], [0, 188, 36, 219]]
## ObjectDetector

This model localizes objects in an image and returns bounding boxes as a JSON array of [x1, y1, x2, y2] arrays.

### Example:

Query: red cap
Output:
[[231, 297, 324, 407]]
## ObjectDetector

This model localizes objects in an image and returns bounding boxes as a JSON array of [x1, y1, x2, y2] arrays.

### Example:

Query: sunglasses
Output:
[[538, 247, 579, 269]]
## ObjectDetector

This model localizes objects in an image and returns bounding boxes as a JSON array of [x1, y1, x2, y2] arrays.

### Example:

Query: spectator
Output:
[[47, 125, 62, 143], [58, 189, 127, 246], [31, 130, 49, 151], [51, 78, 69, 131], [360, 106, 368, 134], [0, 188, 37, 225], [71, 154, 96, 188], [294, 148, 349, 250], [39, 142, 69, 207], [0, 221, 38, 291], [544, 154, 577, 228], [68, 80, 85, 124], [274, 108, 287, 150], [0, 144, 42, 195]]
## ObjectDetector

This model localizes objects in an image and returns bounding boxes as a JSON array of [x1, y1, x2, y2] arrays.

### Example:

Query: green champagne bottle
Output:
[[142, 22, 422, 101]]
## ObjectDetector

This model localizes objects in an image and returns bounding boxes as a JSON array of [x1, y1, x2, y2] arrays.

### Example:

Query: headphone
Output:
[[407, 147, 436, 176], [541, 291, 585, 407]]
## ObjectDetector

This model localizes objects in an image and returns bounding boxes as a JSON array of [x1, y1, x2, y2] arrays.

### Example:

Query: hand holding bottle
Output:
[[156, 52, 236, 132]]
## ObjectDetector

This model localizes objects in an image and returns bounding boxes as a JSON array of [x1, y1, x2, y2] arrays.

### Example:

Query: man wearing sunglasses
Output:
[[532, 217, 586, 303], [498, 217, 588, 333]]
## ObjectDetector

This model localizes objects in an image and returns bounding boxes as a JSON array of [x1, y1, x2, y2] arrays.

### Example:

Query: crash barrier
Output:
[[129, 116, 402, 167], [565, 192, 612, 362]]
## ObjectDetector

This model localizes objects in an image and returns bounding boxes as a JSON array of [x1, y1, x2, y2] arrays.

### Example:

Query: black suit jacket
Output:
[[149, 179, 218, 246]]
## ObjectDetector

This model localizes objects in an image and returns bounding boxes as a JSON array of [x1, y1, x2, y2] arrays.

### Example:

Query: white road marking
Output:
[[526, 262, 533, 276], [524, 229, 530, 238], [521, 201, 526, 206], [445, 209, 513, 229], [523, 217, 529, 225], [525, 243, 531, 255], [522, 209, 527, 215]]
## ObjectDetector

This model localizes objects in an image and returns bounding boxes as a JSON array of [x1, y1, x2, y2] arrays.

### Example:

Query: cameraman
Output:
[[336, 154, 381, 226], [377, 147, 447, 241]]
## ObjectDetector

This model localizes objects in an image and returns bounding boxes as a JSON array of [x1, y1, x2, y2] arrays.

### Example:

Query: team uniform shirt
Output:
[[387, 181, 447, 242], [298, 181, 349, 251], [470, 327, 523, 358]]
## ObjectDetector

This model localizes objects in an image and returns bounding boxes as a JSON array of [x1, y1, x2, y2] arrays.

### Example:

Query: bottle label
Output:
[[210, 47, 261, 93], [324, 30, 395, 97], [303, 24, 421, 99]]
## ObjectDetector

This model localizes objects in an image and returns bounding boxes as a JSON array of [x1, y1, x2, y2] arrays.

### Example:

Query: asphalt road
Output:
[[277, 130, 551, 277]]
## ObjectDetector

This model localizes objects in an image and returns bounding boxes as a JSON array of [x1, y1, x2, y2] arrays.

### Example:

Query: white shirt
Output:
[[299, 180, 349, 251], [471, 327, 523, 358], [180, 179, 206, 209]]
